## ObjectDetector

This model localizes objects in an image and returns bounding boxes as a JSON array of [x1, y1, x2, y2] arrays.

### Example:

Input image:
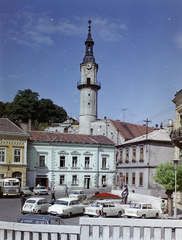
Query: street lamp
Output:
[[172, 159, 179, 219]]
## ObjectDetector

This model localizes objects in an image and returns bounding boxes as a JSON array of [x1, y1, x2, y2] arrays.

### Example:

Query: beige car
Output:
[[48, 197, 85, 217], [22, 197, 51, 214]]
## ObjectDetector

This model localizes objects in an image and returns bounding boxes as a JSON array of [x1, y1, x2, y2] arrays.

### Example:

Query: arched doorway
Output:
[[12, 172, 22, 187]]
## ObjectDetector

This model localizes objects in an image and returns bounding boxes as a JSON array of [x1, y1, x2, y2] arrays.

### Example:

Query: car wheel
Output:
[[155, 213, 159, 219], [127, 216, 131, 218], [117, 211, 122, 218], [67, 212, 71, 218], [37, 210, 41, 214], [141, 214, 146, 219]]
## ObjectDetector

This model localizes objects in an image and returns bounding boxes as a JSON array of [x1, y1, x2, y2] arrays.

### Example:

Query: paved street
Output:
[[0, 187, 110, 225]]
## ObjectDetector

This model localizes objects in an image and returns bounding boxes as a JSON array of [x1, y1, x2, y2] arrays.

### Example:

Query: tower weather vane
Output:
[[88, 20, 92, 33]]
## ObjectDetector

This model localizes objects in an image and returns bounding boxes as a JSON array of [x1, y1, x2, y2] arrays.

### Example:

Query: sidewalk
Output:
[[160, 209, 182, 219]]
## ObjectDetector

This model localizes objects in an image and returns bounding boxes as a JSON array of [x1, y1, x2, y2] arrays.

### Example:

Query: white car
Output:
[[69, 190, 87, 201], [33, 186, 49, 195], [48, 198, 85, 218], [20, 187, 32, 196], [22, 197, 51, 214], [84, 200, 125, 218], [123, 202, 160, 218]]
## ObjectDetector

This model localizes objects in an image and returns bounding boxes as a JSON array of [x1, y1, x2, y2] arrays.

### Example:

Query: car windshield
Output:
[[55, 200, 68, 205], [71, 191, 79, 194], [26, 200, 36, 204], [130, 203, 141, 209]]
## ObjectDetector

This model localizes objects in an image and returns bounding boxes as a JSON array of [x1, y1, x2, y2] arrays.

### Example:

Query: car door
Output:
[[42, 199, 48, 212]]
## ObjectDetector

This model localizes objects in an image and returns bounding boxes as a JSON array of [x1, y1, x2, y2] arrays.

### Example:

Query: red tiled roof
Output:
[[110, 119, 154, 140], [29, 131, 115, 146], [0, 118, 27, 134]]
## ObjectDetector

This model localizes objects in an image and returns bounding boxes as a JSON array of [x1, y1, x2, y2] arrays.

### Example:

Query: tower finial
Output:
[[88, 20, 92, 34]]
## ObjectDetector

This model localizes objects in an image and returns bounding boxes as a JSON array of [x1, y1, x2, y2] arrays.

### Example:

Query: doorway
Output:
[[84, 175, 90, 189]]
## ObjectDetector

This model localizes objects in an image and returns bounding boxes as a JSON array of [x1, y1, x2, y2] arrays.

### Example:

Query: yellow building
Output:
[[0, 118, 29, 186]]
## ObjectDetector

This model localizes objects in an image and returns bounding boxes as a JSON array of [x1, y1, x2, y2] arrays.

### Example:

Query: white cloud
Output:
[[1, 10, 127, 47]]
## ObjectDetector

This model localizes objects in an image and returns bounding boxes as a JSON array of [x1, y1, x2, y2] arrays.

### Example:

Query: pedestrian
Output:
[[99, 203, 103, 217], [51, 188, 56, 201], [121, 185, 129, 204], [161, 200, 165, 214], [21, 193, 26, 209], [65, 185, 68, 196]]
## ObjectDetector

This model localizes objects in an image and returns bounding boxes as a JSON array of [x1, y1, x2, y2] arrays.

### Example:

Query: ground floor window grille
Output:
[[72, 175, 78, 185], [60, 175, 65, 185]]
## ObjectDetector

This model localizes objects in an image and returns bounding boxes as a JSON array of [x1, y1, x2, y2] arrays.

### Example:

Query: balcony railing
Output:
[[77, 80, 101, 90]]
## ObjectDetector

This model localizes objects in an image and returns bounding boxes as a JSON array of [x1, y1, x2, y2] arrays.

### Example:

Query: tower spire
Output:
[[83, 20, 95, 63]]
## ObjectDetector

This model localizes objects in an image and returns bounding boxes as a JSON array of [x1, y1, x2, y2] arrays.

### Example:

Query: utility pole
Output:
[[143, 118, 151, 139], [120, 108, 128, 122]]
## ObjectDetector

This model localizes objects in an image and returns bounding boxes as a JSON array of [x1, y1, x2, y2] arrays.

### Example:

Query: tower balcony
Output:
[[77, 80, 101, 90], [170, 127, 182, 149]]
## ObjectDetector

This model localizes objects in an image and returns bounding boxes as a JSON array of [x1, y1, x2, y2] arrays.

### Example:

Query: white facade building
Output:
[[27, 131, 115, 190], [116, 128, 174, 196]]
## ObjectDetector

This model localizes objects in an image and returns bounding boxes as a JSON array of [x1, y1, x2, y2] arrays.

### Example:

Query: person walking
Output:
[[65, 185, 68, 196], [161, 200, 165, 214], [99, 203, 103, 217], [51, 188, 56, 201], [21, 193, 26, 209]]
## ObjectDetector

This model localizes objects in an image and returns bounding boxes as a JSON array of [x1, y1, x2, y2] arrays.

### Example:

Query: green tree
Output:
[[5, 89, 39, 122], [0, 101, 6, 117], [4, 89, 67, 127], [153, 161, 182, 216]]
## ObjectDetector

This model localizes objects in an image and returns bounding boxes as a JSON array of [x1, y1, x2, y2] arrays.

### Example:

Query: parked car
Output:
[[20, 186, 32, 196], [22, 197, 51, 214], [14, 214, 65, 225], [69, 190, 87, 201], [48, 197, 85, 218], [123, 202, 160, 218], [84, 200, 125, 218], [33, 186, 49, 195]]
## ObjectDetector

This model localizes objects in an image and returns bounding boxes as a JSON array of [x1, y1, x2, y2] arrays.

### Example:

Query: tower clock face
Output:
[[86, 63, 92, 70]]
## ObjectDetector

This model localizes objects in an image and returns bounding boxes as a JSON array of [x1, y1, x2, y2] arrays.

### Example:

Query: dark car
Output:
[[14, 214, 65, 225]]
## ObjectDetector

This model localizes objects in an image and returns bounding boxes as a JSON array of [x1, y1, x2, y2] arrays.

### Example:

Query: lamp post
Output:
[[172, 159, 179, 219]]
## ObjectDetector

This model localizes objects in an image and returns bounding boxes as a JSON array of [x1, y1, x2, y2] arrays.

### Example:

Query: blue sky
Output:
[[0, 0, 182, 127]]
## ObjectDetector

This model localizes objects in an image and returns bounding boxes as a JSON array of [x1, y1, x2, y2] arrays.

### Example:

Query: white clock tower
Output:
[[77, 20, 101, 135]]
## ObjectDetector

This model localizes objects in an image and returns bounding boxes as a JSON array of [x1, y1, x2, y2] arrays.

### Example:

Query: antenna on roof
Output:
[[143, 118, 151, 139], [120, 108, 128, 122]]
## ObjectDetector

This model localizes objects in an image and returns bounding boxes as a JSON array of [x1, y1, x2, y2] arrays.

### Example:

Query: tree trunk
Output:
[[166, 191, 173, 217]]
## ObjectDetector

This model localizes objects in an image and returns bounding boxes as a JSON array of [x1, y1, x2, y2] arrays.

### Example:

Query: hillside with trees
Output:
[[0, 89, 67, 130]]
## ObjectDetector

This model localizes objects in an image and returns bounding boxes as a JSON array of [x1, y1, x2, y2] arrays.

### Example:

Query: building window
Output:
[[60, 156, 65, 167], [132, 148, 136, 162], [139, 172, 143, 186], [132, 172, 135, 185], [0, 148, 5, 162], [14, 149, 21, 163], [125, 149, 129, 162], [102, 175, 106, 186], [39, 156, 45, 167], [85, 157, 90, 168], [72, 175, 78, 185], [126, 172, 129, 184], [60, 175, 65, 185], [72, 157, 77, 168], [140, 147, 144, 161], [102, 157, 107, 168], [119, 150, 123, 163]]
